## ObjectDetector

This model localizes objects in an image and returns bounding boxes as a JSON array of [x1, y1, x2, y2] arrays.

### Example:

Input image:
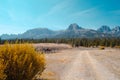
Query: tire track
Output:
[[60, 51, 95, 80], [60, 51, 83, 80], [60, 50, 119, 80], [85, 51, 119, 80]]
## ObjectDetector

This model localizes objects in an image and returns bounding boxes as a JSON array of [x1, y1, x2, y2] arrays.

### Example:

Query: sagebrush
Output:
[[0, 43, 45, 80]]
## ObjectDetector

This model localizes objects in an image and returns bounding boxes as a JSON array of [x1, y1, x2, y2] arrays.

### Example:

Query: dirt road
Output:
[[40, 48, 120, 80]]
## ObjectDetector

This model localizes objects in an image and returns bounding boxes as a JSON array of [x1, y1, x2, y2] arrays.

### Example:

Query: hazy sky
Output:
[[0, 0, 120, 34]]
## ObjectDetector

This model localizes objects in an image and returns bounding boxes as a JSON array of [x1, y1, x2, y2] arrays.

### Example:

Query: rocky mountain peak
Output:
[[67, 23, 82, 31], [97, 25, 111, 33], [112, 26, 120, 32]]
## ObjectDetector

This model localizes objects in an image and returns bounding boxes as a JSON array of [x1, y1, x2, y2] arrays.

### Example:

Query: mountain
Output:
[[0, 23, 120, 39], [111, 26, 120, 37], [1, 34, 18, 39], [67, 23, 83, 31], [55, 23, 102, 38], [1, 28, 57, 39], [112, 26, 120, 33], [97, 25, 111, 33], [20, 28, 56, 39]]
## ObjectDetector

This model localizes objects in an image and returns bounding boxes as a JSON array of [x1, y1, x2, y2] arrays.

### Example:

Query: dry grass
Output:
[[34, 43, 72, 50], [115, 46, 120, 49], [99, 46, 105, 50], [0, 62, 6, 80], [0, 43, 45, 80]]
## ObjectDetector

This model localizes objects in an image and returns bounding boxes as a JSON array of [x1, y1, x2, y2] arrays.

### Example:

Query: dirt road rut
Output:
[[60, 50, 119, 80]]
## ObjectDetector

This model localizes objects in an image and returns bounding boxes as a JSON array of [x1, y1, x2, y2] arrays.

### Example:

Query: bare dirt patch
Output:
[[34, 44, 120, 80], [90, 49, 120, 79]]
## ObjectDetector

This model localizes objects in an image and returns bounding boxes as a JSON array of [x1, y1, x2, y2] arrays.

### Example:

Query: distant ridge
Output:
[[1, 23, 120, 39]]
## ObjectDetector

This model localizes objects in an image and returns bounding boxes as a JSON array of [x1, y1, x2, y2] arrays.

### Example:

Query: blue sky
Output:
[[0, 0, 120, 34]]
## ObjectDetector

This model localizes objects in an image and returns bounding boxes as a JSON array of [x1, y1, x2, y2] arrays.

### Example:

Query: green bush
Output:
[[0, 43, 45, 80]]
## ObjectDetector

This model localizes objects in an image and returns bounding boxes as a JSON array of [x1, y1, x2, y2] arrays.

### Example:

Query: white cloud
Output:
[[46, 0, 72, 16], [36, 0, 72, 24], [70, 7, 97, 17]]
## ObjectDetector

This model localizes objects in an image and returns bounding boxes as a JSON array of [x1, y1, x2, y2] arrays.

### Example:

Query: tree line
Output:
[[0, 38, 120, 47]]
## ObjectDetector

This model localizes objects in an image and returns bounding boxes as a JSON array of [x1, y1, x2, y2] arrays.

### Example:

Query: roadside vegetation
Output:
[[99, 46, 105, 50], [0, 43, 45, 80]]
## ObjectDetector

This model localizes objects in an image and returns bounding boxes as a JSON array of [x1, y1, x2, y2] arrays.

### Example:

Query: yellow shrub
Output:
[[0, 61, 6, 80], [115, 46, 120, 49], [0, 43, 45, 80], [99, 46, 105, 50]]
